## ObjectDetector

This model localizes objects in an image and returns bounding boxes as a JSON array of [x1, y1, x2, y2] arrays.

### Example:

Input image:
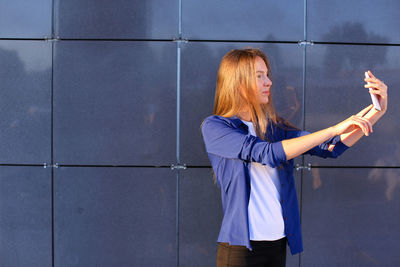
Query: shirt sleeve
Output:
[[201, 116, 287, 168], [285, 129, 349, 158]]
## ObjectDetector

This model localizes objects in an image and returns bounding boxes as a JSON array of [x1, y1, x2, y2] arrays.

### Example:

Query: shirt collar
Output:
[[226, 115, 248, 130]]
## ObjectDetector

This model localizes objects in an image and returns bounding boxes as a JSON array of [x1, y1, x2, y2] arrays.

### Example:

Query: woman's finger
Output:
[[364, 76, 377, 82], [365, 84, 387, 96], [354, 121, 369, 136], [365, 72, 387, 90], [358, 120, 371, 135], [361, 117, 373, 132], [349, 118, 367, 135], [366, 81, 387, 90], [352, 116, 373, 134], [369, 89, 382, 95], [367, 70, 376, 79], [356, 104, 374, 117], [365, 71, 387, 86], [369, 89, 387, 100], [364, 82, 380, 89], [364, 79, 383, 86], [357, 116, 373, 131]]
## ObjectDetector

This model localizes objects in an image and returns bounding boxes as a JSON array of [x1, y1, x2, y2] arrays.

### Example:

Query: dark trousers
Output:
[[217, 238, 287, 267]]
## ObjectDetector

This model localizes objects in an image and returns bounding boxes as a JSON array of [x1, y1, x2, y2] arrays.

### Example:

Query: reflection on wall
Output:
[[368, 144, 400, 201], [53, 42, 176, 165], [0, 42, 51, 164], [323, 22, 388, 76]]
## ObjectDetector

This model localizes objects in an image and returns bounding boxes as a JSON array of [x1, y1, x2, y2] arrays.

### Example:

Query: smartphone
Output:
[[365, 71, 381, 111]]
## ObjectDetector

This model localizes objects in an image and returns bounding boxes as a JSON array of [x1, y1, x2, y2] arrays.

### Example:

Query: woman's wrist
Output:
[[365, 107, 384, 121], [329, 125, 339, 137]]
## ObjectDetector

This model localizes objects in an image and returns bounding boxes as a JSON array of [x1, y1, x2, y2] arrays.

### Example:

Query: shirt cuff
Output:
[[332, 141, 350, 157], [272, 141, 287, 165]]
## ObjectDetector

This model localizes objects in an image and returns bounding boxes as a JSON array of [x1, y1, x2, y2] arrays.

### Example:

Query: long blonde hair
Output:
[[213, 48, 278, 139]]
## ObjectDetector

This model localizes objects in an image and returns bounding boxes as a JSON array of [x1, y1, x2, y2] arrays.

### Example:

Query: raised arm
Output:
[[284, 71, 388, 159], [281, 114, 372, 161]]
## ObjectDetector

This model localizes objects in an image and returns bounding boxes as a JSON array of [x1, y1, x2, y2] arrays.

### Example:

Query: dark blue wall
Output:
[[0, 0, 399, 266]]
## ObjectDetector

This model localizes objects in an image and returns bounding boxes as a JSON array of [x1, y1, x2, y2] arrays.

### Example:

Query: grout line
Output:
[[1, 38, 400, 47], [52, 165, 173, 168], [299, 169, 303, 267], [176, 172, 180, 267], [0, 164, 48, 167], [299, 11, 307, 260], [304, 165, 400, 169], [51, 166, 55, 267], [304, 0, 307, 41], [51, 1, 56, 266], [188, 39, 300, 44], [312, 41, 400, 46], [0, 164, 398, 169], [0, 38, 50, 41], [176, 43, 181, 164], [176, 0, 183, 258], [302, 46, 307, 131], [178, 0, 182, 38], [176, 165, 400, 169]]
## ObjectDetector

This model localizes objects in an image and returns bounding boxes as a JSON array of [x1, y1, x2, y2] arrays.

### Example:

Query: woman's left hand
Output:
[[364, 70, 388, 113]]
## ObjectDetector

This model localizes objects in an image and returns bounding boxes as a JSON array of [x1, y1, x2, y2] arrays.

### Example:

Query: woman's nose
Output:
[[264, 77, 272, 86]]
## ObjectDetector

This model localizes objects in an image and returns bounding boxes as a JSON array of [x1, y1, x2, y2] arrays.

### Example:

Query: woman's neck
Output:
[[237, 110, 251, 121]]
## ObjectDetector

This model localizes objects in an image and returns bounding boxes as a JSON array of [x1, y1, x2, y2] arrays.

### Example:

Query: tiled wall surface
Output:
[[0, 0, 399, 266]]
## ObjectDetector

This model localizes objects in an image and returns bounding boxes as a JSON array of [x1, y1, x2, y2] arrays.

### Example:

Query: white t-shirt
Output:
[[241, 120, 285, 241]]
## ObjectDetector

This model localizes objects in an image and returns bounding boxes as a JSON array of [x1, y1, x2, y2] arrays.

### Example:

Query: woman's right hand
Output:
[[332, 105, 374, 136]]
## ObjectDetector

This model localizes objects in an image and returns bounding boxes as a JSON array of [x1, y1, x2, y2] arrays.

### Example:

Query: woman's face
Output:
[[255, 56, 272, 104]]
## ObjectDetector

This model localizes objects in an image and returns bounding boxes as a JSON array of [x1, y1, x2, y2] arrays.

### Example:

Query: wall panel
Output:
[[0, 0, 52, 38], [54, 167, 176, 267], [53, 41, 177, 165], [308, 0, 400, 44], [178, 168, 222, 267], [0, 40, 52, 164], [55, 0, 178, 39], [182, 0, 304, 41], [0, 166, 52, 267], [301, 168, 400, 266]]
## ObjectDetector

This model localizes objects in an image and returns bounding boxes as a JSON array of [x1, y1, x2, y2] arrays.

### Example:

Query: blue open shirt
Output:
[[201, 115, 349, 255]]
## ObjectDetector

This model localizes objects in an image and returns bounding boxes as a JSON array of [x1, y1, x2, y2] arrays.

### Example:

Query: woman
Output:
[[201, 48, 387, 267]]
